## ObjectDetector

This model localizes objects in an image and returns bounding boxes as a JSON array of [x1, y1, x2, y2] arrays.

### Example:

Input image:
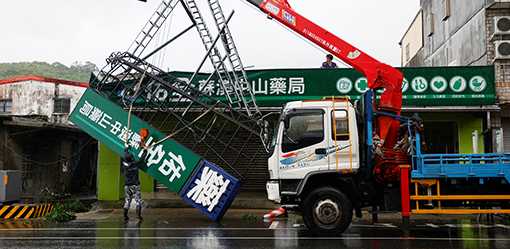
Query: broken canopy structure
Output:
[[70, 0, 268, 221]]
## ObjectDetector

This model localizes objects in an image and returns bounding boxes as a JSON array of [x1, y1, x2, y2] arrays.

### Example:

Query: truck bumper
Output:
[[266, 181, 281, 203]]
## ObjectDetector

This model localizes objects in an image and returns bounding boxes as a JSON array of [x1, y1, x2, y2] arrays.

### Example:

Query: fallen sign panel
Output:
[[70, 88, 240, 221], [180, 160, 241, 221]]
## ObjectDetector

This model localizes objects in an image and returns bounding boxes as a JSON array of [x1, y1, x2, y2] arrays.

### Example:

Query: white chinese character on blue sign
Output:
[[179, 160, 240, 221], [186, 166, 230, 212]]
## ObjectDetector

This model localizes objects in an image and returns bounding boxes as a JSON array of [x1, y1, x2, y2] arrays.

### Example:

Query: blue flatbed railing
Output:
[[412, 153, 510, 182], [411, 132, 510, 182]]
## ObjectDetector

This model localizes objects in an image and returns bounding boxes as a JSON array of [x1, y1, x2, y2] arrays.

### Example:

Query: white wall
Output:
[[420, 0, 488, 66], [0, 80, 86, 123], [401, 11, 424, 66]]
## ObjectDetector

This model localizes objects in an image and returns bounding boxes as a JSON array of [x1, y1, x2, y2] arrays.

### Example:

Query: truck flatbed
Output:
[[412, 153, 510, 182]]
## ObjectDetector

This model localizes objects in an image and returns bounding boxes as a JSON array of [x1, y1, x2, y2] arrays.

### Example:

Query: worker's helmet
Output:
[[139, 128, 150, 142]]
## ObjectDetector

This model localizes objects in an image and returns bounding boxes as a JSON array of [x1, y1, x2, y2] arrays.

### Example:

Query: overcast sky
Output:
[[0, 0, 419, 71]]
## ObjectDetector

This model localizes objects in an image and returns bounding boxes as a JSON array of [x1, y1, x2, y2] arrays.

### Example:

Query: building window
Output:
[[442, 0, 451, 21], [423, 121, 459, 154], [332, 110, 350, 141], [54, 98, 71, 114], [0, 99, 12, 113]]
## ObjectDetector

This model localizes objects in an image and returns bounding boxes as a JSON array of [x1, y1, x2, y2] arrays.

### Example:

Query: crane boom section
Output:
[[247, 0, 403, 113]]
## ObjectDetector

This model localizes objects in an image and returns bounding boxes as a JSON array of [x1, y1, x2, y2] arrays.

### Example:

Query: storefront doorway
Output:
[[423, 121, 459, 154]]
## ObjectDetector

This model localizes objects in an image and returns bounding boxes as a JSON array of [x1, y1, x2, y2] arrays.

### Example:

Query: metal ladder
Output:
[[128, 0, 181, 58], [206, 0, 260, 116], [184, 0, 258, 116]]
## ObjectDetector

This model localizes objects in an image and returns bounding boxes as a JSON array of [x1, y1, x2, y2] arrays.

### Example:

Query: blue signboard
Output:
[[179, 160, 241, 221]]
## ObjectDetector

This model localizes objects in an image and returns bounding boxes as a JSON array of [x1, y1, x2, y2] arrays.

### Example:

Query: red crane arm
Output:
[[247, 0, 403, 114], [247, 0, 404, 148]]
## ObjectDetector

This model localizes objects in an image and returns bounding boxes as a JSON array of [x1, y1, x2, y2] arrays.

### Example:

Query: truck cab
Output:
[[265, 96, 510, 236], [266, 98, 364, 234]]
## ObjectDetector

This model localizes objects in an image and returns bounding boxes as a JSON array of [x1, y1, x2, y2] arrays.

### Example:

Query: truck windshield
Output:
[[282, 110, 324, 153]]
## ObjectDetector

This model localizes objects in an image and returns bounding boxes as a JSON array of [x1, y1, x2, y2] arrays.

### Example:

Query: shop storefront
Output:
[[96, 66, 497, 199], [237, 66, 495, 154]]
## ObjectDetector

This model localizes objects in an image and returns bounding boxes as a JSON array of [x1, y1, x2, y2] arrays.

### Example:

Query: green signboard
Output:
[[70, 88, 201, 192], [166, 66, 495, 107]]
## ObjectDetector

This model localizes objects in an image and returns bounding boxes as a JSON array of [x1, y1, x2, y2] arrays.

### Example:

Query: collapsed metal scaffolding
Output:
[[90, 0, 269, 184]]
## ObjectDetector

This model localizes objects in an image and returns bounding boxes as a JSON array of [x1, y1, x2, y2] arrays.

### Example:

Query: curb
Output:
[[97, 198, 278, 210]]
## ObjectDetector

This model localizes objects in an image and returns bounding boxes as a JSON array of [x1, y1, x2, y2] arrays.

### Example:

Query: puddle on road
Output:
[[0, 220, 45, 229]]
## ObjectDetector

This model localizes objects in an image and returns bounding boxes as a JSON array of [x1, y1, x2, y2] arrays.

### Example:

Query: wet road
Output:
[[0, 209, 509, 249]]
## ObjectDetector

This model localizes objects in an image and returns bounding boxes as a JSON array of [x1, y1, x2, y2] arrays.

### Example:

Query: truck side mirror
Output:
[[315, 148, 327, 155]]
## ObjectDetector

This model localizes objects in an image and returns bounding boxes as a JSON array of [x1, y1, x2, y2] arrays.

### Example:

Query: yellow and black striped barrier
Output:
[[0, 203, 53, 220]]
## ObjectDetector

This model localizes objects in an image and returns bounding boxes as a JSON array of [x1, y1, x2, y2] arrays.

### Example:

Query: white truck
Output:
[[266, 99, 362, 233]]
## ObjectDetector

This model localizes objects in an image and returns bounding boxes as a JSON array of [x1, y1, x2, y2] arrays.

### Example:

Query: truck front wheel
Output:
[[302, 186, 353, 235]]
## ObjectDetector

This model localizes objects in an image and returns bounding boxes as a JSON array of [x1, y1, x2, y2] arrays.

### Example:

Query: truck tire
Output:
[[302, 186, 353, 235]]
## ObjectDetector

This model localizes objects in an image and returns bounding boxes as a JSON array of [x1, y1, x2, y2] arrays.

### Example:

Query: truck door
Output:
[[328, 108, 359, 172], [279, 109, 329, 179]]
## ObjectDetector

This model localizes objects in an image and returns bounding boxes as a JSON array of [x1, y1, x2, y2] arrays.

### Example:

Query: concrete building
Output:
[[0, 75, 97, 199], [400, 0, 510, 152]]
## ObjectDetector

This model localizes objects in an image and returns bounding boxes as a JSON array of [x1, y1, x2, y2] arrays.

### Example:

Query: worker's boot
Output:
[[136, 206, 143, 221], [123, 208, 129, 221]]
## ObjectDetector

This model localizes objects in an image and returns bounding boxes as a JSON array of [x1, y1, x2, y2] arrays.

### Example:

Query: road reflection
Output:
[[0, 212, 509, 249]]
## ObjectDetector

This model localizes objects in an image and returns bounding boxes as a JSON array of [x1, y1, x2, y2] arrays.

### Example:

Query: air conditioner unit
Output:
[[494, 16, 510, 35], [495, 40, 510, 59]]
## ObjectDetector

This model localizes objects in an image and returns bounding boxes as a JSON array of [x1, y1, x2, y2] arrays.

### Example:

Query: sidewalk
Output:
[[96, 191, 278, 210]]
